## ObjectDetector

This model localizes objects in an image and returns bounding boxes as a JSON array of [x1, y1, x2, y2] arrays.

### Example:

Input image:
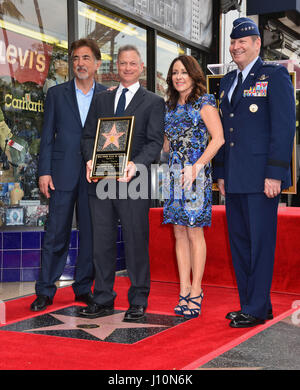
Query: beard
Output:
[[75, 66, 89, 80]]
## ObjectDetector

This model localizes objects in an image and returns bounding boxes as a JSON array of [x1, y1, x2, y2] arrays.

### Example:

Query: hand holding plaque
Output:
[[118, 161, 137, 183], [90, 116, 135, 179]]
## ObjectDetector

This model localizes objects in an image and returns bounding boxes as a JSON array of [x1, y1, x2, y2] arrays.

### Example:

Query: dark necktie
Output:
[[231, 72, 243, 106], [115, 87, 129, 116]]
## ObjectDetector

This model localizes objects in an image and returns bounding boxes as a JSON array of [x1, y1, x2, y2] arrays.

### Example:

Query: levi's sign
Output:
[[0, 28, 52, 86]]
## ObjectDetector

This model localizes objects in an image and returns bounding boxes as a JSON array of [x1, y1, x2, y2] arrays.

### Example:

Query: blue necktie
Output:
[[231, 72, 243, 106], [115, 88, 129, 116]]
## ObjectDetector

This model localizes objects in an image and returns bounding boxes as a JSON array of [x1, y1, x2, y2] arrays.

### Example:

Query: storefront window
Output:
[[156, 34, 191, 98], [78, 1, 147, 88], [0, 0, 68, 228]]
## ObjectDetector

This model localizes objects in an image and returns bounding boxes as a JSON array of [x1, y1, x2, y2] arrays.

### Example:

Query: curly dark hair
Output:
[[166, 55, 207, 110]]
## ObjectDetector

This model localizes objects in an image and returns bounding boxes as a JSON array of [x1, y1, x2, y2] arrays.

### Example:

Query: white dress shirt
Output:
[[114, 81, 140, 113]]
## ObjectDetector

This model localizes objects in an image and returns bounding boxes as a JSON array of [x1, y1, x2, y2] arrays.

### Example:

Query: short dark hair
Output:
[[69, 38, 101, 61], [166, 55, 207, 110]]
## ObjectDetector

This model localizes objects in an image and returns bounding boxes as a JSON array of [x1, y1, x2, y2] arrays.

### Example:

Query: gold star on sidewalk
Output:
[[102, 123, 124, 149], [24, 312, 167, 341]]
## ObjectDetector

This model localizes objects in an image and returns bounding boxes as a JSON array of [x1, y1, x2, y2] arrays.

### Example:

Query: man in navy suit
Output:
[[214, 18, 295, 327], [31, 39, 106, 311], [80, 45, 165, 321]]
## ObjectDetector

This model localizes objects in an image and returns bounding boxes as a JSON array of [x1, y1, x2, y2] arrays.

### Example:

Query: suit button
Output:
[[229, 128, 234, 132], [230, 113, 234, 117], [230, 142, 234, 147]]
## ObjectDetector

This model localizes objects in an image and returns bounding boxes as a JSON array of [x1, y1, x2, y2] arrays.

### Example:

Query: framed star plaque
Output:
[[90, 116, 135, 179]]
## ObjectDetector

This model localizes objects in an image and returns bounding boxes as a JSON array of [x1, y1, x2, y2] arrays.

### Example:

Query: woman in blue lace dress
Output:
[[163, 55, 224, 319]]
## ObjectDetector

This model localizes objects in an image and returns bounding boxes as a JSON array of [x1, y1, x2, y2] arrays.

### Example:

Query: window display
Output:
[[0, 0, 68, 228]]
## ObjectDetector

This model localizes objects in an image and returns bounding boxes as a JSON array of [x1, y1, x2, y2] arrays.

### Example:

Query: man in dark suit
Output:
[[80, 45, 165, 321], [31, 39, 106, 311], [214, 18, 295, 328]]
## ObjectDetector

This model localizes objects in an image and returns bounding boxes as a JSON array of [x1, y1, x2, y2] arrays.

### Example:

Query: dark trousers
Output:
[[225, 192, 280, 319], [36, 174, 94, 298], [89, 191, 151, 308]]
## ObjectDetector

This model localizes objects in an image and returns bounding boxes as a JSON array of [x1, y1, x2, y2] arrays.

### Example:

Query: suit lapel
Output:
[[64, 80, 108, 125], [124, 86, 145, 115], [107, 88, 118, 117], [85, 82, 105, 119], [64, 79, 82, 126]]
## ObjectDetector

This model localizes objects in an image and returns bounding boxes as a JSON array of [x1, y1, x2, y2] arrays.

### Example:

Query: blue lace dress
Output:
[[162, 94, 216, 228]]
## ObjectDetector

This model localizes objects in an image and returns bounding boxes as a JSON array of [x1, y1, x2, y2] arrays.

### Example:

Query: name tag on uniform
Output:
[[243, 82, 268, 97]]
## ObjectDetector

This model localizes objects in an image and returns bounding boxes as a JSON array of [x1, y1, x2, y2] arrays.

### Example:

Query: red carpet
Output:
[[0, 276, 299, 370], [1, 206, 299, 370]]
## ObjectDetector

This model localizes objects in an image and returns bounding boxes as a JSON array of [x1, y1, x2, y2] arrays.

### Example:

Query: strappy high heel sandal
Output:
[[183, 290, 204, 319], [174, 293, 190, 316]]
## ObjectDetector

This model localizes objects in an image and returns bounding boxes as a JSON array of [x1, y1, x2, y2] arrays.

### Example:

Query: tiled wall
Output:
[[0, 227, 126, 282]]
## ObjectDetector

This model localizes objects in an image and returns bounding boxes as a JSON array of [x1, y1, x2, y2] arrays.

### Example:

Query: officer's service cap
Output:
[[230, 17, 260, 39]]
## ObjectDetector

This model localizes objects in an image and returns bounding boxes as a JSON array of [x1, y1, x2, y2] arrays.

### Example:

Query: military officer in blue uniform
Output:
[[214, 17, 295, 328]]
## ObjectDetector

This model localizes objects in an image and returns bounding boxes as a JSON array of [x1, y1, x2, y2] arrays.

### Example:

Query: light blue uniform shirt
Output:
[[228, 56, 259, 102], [74, 79, 95, 126]]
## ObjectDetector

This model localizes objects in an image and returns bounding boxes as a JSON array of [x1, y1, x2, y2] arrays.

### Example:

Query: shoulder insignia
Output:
[[262, 62, 279, 67]]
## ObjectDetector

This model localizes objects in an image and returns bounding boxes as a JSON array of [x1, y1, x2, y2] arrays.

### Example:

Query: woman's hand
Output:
[[181, 163, 204, 190], [217, 179, 225, 196]]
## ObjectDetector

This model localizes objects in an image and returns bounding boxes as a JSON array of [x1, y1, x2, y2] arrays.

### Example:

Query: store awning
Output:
[[247, 0, 300, 15]]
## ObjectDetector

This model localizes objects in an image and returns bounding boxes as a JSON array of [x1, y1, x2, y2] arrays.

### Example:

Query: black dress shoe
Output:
[[30, 295, 53, 312], [123, 305, 146, 322], [78, 303, 114, 318], [75, 292, 94, 305], [226, 309, 273, 321], [229, 313, 265, 328]]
